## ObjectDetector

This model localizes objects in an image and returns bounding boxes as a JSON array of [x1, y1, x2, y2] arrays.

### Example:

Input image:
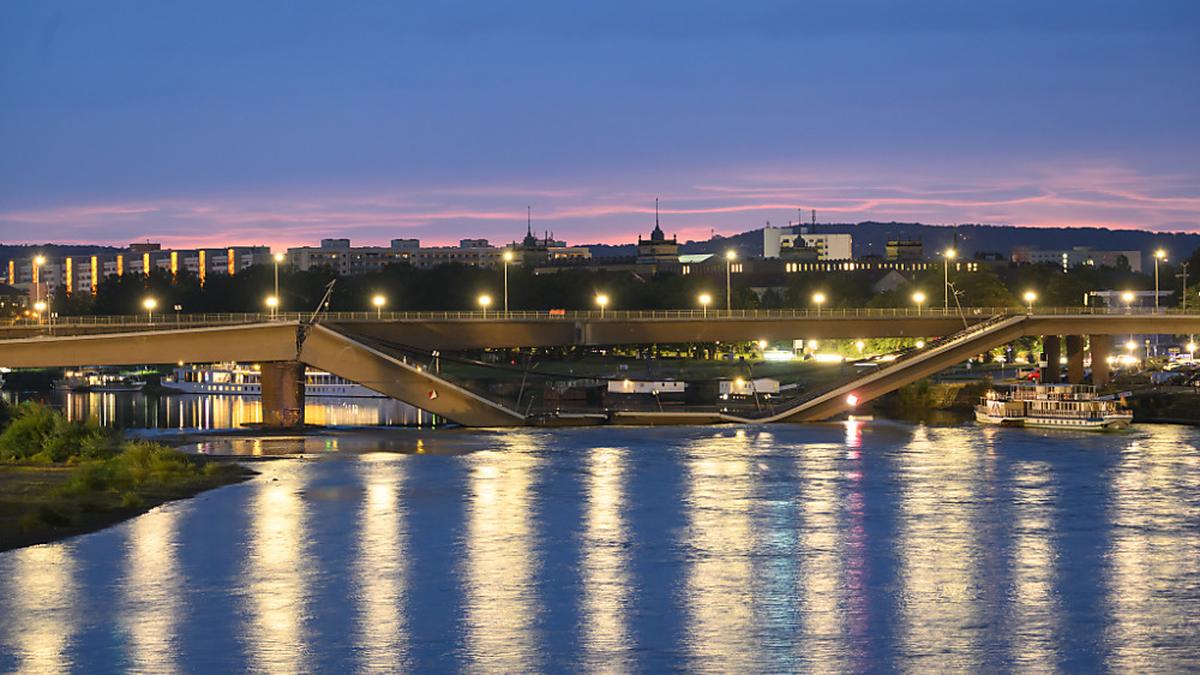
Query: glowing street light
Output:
[[32, 254, 46, 307], [1125, 339, 1137, 352], [143, 297, 158, 324], [698, 292, 713, 318], [595, 293, 609, 318], [943, 248, 957, 308], [725, 250, 737, 312], [855, 340, 866, 353], [812, 291, 826, 317], [265, 294, 279, 318], [757, 339, 768, 350], [1121, 290, 1135, 313], [478, 293, 492, 318], [1154, 249, 1167, 311], [371, 294, 386, 319], [1023, 290, 1037, 314], [912, 291, 927, 315], [502, 249, 515, 314], [33, 300, 46, 324], [1187, 341, 1197, 356]]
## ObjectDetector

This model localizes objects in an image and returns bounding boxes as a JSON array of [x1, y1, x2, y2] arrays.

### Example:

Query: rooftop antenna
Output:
[[527, 206, 532, 237], [655, 197, 660, 228]]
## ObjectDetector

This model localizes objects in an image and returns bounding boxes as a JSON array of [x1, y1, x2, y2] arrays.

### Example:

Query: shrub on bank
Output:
[[0, 402, 117, 464]]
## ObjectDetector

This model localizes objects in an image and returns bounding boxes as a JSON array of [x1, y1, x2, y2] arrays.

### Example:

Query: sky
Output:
[[1, 0, 1198, 249]]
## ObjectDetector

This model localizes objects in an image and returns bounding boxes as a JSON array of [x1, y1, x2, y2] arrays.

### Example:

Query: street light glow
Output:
[[812, 292, 826, 304], [502, 250, 515, 262], [757, 339, 768, 349], [372, 294, 386, 307], [273, 252, 285, 263], [1023, 291, 1037, 303], [33, 301, 46, 313], [945, 248, 957, 260], [265, 295, 279, 308], [1125, 340, 1137, 352], [912, 291, 926, 304], [33, 255, 46, 266], [142, 297, 157, 311], [1187, 341, 1197, 354], [725, 249, 737, 261], [1155, 249, 1167, 260], [698, 293, 712, 306], [477, 294, 492, 308], [1121, 291, 1135, 304]]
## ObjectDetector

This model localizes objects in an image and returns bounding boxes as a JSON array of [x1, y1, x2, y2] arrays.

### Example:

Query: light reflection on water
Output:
[[0, 423, 1198, 671], [14, 391, 436, 430]]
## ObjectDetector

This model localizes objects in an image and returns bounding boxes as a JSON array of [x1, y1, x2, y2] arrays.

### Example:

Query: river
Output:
[[0, 414, 1198, 670]]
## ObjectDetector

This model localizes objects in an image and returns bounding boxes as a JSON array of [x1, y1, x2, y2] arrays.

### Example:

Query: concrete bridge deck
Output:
[[0, 308, 1195, 426]]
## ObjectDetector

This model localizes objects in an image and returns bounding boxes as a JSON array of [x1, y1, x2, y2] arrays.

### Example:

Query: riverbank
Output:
[[0, 401, 255, 552]]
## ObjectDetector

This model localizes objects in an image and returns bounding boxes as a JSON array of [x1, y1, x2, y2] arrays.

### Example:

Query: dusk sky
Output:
[[2, 1, 1198, 249]]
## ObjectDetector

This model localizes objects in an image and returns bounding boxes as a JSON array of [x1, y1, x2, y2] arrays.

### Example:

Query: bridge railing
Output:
[[5, 305, 1195, 328]]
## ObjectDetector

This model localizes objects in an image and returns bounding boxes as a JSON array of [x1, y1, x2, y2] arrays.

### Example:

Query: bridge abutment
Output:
[[1090, 336, 1111, 388], [260, 360, 306, 428], [1065, 335, 1085, 384], [1042, 335, 1061, 383]]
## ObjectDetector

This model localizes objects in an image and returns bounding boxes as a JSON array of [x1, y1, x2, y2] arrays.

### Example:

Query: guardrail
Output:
[[5, 305, 1196, 329]]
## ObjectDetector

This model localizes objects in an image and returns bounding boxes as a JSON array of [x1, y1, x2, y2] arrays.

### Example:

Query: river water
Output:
[[1, 421, 1199, 671]]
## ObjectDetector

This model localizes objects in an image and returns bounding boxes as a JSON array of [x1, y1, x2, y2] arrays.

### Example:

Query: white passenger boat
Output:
[[975, 384, 1132, 431], [164, 363, 385, 398], [54, 368, 147, 392]]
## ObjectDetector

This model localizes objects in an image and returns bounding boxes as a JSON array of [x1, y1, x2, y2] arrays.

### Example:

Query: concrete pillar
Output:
[[1042, 335, 1061, 383], [260, 360, 306, 428], [1065, 335, 1085, 384], [1090, 336, 1111, 388]]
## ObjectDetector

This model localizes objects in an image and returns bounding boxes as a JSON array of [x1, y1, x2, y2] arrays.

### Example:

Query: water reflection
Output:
[[796, 442, 849, 669], [461, 433, 544, 672], [50, 391, 435, 430], [579, 446, 631, 671], [120, 506, 182, 673], [897, 426, 984, 671], [243, 465, 312, 673], [1009, 462, 1059, 671], [1105, 427, 1200, 670], [2, 545, 78, 673], [355, 456, 408, 673], [682, 430, 756, 672]]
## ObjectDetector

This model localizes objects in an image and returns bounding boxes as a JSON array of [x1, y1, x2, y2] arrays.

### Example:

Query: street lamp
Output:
[[595, 293, 609, 318], [32, 254, 46, 307], [1023, 290, 1037, 314], [812, 292, 826, 317], [912, 291, 926, 315], [502, 250, 515, 314], [724, 250, 737, 312], [698, 292, 712, 318], [265, 294, 279, 318], [478, 293, 492, 318], [143, 297, 157, 324], [273, 252, 284, 300], [1187, 341, 1197, 356], [944, 248, 957, 309], [372, 293, 386, 319], [33, 300, 46, 325], [1154, 249, 1167, 311], [1121, 290, 1135, 313]]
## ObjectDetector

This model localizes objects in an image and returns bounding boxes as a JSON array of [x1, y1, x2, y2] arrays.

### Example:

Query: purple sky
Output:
[[2, 1, 1198, 249]]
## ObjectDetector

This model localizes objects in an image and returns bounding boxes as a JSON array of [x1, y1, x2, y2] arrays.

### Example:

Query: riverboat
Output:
[[975, 383, 1132, 431], [54, 368, 147, 393], [163, 363, 385, 398]]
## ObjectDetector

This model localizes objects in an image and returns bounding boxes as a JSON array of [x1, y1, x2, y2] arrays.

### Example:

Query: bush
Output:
[[0, 402, 118, 463]]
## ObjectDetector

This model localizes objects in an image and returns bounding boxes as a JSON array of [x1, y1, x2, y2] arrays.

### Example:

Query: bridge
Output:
[[2, 308, 1196, 427]]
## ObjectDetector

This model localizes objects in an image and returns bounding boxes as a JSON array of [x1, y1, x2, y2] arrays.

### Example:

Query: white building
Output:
[[1011, 246, 1142, 273], [762, 226, 853, 261]]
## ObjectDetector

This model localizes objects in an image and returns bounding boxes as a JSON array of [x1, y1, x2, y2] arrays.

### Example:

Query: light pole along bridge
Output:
[[0, 308, 1195, 427]]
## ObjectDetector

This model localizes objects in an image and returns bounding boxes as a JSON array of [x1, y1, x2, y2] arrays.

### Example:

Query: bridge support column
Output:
[[1065, 335, 1085, 384], [260, 360, 306, 428], [1090, 336, 1111, 388], [1042, 336, 1061, 383]]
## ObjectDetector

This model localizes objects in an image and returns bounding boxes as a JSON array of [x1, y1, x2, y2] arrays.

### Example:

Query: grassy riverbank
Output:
[[0, 402, 253, 552]]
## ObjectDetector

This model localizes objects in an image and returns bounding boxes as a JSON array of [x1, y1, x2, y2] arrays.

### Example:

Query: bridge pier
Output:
[[1090, 336, 1111, 388], [1065, 335, 1085, 384], [1042, 335, 1061, 383], [260, 360, 306, 428]]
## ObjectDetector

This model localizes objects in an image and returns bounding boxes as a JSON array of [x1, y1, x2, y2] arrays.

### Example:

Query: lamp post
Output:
[[812, 292, 826, 317], [1023, 290, 1037, 315], [1152, 248, 1166, 312], [502, 250, 514, 314], [912, 291, 926, 316], [273, 252, 284, 301], [143, 297, 157, 324], [372, 293, 386, 319], [478, 294, 492, 319], [595, 293, 609, 318], [698, 293, 712, 318], [1121, 290, 1134, 313], [33, 300, 46, 326], [32, 254, 46, 308], [944, 248, 957, 309], [724, 250, 737, 313], [265, 295, 279, 318]]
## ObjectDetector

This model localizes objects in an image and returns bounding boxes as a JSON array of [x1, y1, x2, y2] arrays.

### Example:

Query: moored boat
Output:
[[975, 383, 1132, 431], [163, 363, 385, 398]]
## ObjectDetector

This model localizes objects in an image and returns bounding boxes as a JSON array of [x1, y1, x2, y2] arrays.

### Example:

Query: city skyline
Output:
[[2, 1, 1199, 249]]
